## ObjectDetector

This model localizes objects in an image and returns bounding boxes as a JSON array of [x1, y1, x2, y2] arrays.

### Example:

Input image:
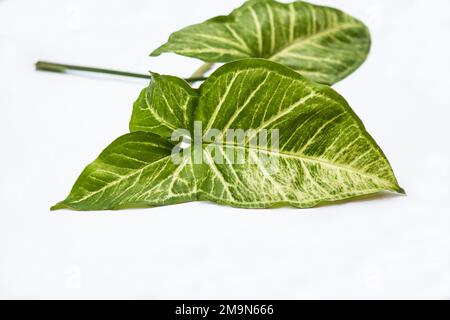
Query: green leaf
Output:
[[130, 73, 198, 138], [51, 132, 197, 211], [151, 0, 371, 85], [193, 59, 403, 208], [54, 59, 403, 211]]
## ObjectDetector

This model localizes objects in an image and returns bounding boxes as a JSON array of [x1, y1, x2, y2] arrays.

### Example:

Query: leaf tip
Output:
[[149, 47, 163, 57], [148, 71, 159, 79], [391, 184, 406, 195], [50, 202, 68, 211]]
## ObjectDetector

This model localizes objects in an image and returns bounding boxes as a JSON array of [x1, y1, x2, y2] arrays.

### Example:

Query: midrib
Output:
[[268, 23, 361, 60], [205, 142, 393, 188]]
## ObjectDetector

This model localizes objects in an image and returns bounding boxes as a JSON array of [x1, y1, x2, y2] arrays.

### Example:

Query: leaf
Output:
[[193, 59, 403, 208], [51, 132, 197, 211], [54, 59, 403, 211], [130, 73, 198, 138], [151, 0, 371, 85]]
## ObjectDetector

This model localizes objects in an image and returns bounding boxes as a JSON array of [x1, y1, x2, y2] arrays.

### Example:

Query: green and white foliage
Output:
[[151, 0, 371, 85], [51, 132, 197, 211], [130, 73, 199, 138], [53, 59, 403, 210]]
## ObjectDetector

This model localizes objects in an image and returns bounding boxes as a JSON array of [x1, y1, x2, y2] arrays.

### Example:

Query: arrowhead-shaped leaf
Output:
[[53, 59, 402, 211], [151, 0, 371, 85]]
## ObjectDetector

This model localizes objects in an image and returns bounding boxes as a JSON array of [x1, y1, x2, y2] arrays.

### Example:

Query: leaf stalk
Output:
[[190, 62, 215, 78], [35, 61, 207, 83]]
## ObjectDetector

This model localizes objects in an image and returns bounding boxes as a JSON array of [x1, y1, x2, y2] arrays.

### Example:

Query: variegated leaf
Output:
[[151, 0, 371, 85], [53, 59, 402, 211], [130, 73, 198, 138], [193, 59, 403, 208], [51, 132, 197, 211]]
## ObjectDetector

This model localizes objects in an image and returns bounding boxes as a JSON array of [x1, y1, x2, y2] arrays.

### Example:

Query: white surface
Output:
[[1, 0, 449, 299]]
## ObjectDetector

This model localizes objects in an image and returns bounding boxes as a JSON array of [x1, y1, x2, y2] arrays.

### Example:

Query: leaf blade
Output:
[[52, 132, 197, 211], [151, 0, 371, 85], [194, 59, 403, 208], [129, 73, 199, 138]]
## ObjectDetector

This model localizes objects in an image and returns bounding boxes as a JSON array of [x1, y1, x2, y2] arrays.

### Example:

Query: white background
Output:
[[1, 0, 449, 299]]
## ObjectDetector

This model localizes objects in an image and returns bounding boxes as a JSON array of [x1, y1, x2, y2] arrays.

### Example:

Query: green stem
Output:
[[191, 62, 215, 78], [35, 61, 208, 83]]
